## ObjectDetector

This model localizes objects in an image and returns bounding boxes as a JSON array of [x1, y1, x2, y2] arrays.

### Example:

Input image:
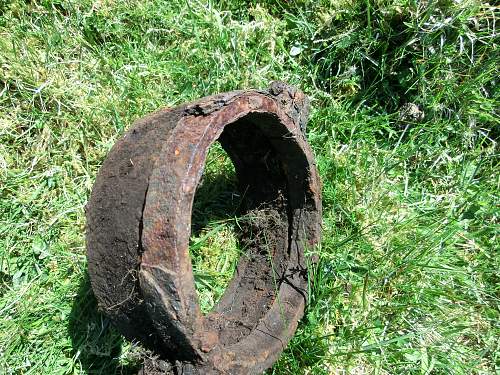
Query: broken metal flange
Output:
[[86, 82, 322, 374]]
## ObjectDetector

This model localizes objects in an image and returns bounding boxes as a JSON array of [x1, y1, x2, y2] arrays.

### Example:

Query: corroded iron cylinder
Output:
[[86, 82, 322, 374]]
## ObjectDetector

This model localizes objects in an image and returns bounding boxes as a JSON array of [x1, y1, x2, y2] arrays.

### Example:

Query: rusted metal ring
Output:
[[86, 82, 322, 374]]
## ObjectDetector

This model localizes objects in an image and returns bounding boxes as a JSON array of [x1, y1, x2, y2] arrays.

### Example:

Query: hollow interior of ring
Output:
[[193, 112, 314, 348]]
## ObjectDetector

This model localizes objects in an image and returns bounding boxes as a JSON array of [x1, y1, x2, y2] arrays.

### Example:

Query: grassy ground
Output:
[[0, 0, 498, 374]]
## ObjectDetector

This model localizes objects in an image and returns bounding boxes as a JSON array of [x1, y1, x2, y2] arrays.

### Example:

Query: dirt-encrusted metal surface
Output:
[[86, 82, 322, 374]]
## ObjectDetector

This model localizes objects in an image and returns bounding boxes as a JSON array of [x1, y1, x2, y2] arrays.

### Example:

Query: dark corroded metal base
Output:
[[86, 82, 322, 374]]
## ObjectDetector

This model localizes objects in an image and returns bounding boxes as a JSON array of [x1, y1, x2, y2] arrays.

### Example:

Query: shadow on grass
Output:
[[67, 273, 141, 375]]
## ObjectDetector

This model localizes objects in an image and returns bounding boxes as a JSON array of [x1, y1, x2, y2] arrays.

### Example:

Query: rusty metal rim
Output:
[[86, 83, 322, 374]]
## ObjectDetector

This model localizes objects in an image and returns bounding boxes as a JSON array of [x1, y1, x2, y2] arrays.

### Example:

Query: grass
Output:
[[0, 0, 498, 374], [189, 143, 242, 314]]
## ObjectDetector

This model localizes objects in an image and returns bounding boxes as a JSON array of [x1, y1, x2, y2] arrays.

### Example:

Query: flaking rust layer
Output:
[[86, 82, 322, 374]]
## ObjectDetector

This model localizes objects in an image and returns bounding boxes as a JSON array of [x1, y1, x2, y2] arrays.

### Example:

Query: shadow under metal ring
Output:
[[86, 82, 322, 374]]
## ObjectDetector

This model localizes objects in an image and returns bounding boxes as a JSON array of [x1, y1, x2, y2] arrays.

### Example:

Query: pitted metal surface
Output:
[[86, 82, 322, 374]]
